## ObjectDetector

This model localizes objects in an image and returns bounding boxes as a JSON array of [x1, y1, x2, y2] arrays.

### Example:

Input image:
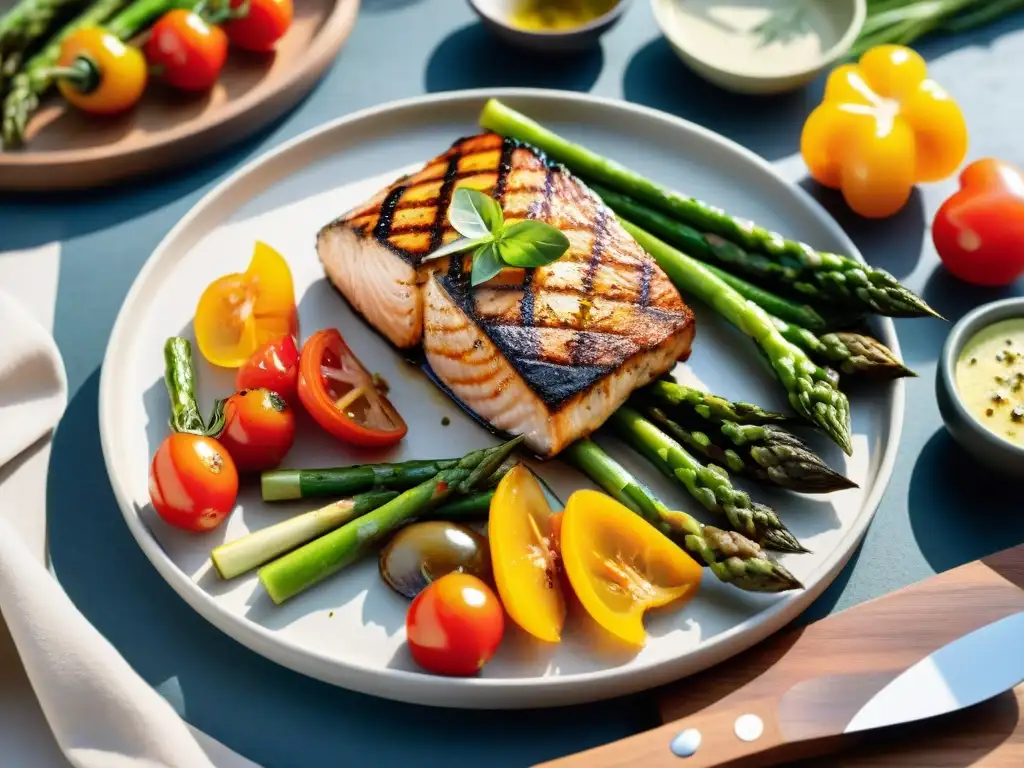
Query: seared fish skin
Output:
[[318, 133, 695, 457]]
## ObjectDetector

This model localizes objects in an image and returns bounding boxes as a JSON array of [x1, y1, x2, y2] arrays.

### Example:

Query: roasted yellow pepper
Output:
[[489, 465, 566, 643], [560, 490, 702, 648], [801, 45, 967, 219]]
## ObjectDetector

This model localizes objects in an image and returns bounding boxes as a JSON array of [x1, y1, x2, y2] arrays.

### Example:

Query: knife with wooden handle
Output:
[[535, 543, 1024, 768]]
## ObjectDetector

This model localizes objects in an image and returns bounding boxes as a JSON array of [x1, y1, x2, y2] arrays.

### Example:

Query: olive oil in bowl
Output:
[[509, 0, 619, 31]]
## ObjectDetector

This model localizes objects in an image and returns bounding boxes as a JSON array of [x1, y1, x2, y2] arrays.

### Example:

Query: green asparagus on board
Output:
[[770, 316, 915, 380]]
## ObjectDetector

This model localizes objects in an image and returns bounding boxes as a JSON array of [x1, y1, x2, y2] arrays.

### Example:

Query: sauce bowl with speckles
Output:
[[936, 297, 1024, 477]]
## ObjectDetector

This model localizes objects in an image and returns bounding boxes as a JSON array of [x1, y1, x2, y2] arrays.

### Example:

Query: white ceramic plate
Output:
[[99, 89, 904, 709]]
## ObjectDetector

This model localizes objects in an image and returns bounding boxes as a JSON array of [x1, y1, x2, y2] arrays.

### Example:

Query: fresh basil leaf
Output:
[[470, 242, 505, 287], [448, 188, 504, 239], [496, 220, 571, 268], [422, 235, 490, 263]]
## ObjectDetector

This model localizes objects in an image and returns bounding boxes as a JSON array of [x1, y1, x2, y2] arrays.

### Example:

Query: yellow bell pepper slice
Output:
[[489, 465, 566, 643], [560, 489, 702, 648], [194, 241, 298, 368], [801, 45, 967, 219]]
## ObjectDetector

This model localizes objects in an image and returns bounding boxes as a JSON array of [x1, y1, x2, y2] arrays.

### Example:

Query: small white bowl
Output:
[[652, 0, 866, 95], [468, 0, 632, 52]]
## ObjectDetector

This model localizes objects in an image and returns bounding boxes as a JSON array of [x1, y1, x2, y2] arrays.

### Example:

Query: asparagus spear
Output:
[[622, 221, 853, 452], [642, 379, 793, 425], [770, 316, 914, 380], [479, 99, 937, 319], [211, 488, 497, 580], [608, 407, 806, 553], [563, 440, 802, 593], [258, 438, 522, 604], [1, 0, 193, 147], [261, 459, 460, 501], [0, 0, 89, 92], [639, 403, 856, 494]]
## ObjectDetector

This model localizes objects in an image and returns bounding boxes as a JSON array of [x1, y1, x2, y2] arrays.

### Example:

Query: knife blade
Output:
[[844, 609, 1024, 734]]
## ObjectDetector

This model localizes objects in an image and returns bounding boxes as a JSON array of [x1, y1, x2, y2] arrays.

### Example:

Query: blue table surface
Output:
[[3, 2, 1024, 766]]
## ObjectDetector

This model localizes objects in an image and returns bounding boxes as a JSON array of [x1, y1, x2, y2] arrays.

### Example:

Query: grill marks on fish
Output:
[[317, 132, 695, 454]]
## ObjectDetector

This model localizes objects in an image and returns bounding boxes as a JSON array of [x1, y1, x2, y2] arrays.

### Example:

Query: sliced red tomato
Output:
[[406, 573, 504, 676], [297, 329, 408, 447], [236, 335, 299, 404], [148, 433, 238, 532], [217, 388, 295, 472]]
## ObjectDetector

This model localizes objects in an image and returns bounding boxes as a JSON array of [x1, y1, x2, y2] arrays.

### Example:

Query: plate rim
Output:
[[98, 88, 905, 708]]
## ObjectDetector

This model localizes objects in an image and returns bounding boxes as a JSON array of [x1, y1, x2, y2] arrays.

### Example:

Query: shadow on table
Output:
[[908, 429, 1024, 574], [46, 370, 654, 768], [361, 0, 426, 13], [622, 37, 820, 163], [425, 23, 604, 93], [895, 268, 1024, 367], [913, 9, 1024, 62]]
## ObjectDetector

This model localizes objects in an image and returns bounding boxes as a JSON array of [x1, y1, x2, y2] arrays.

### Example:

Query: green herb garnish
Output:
[[424, 188, 570, 287]]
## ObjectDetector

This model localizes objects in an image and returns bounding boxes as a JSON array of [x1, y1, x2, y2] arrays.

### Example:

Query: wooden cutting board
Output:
[[542, 543, 1024, 767]]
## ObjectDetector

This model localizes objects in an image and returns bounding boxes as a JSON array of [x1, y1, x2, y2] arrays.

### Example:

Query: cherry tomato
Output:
[[933, 158, 1024, 287], [297, 329, 408, 447], [148, 433, 238, 532], [406, 573, 504, 676], [217, 388, 295, 472], [225, 0, 293, 52], [144, 10, 228, 92], [57, 27, 147, 115], [236, 335, 299, 404]]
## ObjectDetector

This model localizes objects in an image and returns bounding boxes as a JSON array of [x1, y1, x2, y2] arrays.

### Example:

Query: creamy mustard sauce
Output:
[[955, 318, 1024, 446], [660, 0, 841, 77], [509, 0, 617, 31]]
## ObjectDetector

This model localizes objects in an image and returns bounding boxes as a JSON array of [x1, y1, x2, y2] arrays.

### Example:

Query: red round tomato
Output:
[[297, 329, 407, 447], [406, 573, 504, 676], [217, 388, 295, 472], [144, 10, 228, 92], [148, 432, 238, 532], [224, 0, 292, 52], [933, 158, 1024, 286], [236, 335, 299, 404]]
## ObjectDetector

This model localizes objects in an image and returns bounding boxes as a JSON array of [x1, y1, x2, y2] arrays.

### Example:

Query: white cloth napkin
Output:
[[0, 289, 258, 768]]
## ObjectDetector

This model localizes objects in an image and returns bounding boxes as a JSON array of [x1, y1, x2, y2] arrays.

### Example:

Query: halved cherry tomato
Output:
[[297, 328, 408, 447], [406, 573, 504, 676], [56, 27, 147, 115], [194, 241, 298, 368], [560, 490, 702, 647], [489, 465, 565, 643], [236, 335, 299, 404], [933, 158, 1024, 286], [225, 0, 293, 52], [217, 388, 295, 472], [149, 432, 238, 532], [144, 10, 229, 92]]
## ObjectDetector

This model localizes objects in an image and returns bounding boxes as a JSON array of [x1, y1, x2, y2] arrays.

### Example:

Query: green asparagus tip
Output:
[[763, 528, 811, 555]]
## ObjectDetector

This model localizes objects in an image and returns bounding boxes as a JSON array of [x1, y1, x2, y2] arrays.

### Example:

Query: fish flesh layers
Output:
[[317, 133, 695, 457]]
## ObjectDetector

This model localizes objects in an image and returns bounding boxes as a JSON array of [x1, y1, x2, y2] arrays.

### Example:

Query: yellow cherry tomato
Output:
[[194, 241, 298, 368], [801, 45, 967, 219], [57, 28, 147, 115], [560, 489, 702, 648], [489, 464, 565, 643]]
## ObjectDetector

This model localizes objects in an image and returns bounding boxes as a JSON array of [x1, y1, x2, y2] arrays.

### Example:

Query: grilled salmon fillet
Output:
[[317, 133, 695, 456]]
